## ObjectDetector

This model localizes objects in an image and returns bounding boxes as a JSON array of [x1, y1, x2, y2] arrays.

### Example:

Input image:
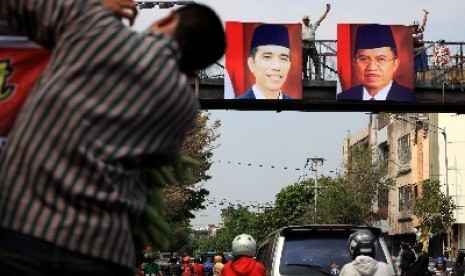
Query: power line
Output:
[[213, 160, 304, 171]]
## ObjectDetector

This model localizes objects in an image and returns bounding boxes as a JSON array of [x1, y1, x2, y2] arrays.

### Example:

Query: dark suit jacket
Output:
[[337, 81, 414, 102], [236, 88, 293, 99]]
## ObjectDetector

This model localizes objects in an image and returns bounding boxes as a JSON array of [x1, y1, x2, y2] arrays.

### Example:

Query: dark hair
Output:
[[174, 4, 226, 73]]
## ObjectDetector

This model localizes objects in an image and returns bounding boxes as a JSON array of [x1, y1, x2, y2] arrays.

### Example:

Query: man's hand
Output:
[[326, 3, 331, 12], [423, 9, 429, 15], [101, 0, 138, 26]]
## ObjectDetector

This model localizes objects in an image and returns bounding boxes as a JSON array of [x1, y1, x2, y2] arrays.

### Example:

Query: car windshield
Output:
[[279, 231, 388, 275]]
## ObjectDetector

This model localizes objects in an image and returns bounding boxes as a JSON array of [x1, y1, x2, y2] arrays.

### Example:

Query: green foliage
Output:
[[197, 206, 258, 253], [336, 145, 394, 225], [144, 111, 220, 254], [195, 141, 396, 252], [169, 219, 193, 253], [312, 176, 368, 224], [273, 180, 315, 226], [413, 179, 456, 237]]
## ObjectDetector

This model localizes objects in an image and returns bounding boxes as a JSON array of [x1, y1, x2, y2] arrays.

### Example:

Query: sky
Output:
[[130, 0, 465, 227]]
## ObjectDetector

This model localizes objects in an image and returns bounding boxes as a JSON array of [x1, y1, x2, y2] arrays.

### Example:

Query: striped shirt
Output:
[[0, 0, 198, 268]]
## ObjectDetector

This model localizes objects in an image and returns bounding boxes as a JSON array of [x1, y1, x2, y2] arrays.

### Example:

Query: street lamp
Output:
[[441, 127, 450, 199]]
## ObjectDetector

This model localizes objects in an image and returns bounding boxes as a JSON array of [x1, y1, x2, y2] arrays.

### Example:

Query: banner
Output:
[[0, 36, 50, 151], [225, 22, 302, 100], [336, 24, 414, 102]]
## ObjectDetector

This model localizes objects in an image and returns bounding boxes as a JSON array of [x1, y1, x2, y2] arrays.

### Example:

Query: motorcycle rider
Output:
[[339, 230, 390, 276], [220, 234, 266, 276]]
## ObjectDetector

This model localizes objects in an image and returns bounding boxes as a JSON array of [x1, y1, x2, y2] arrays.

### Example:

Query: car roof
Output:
[[266, 224, 382, 238]]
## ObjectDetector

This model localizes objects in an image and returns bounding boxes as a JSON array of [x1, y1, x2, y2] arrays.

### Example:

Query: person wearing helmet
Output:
[[431, 256, 451, 276], [220, 234, 266, 276], [167, 256, 182, 276], [202, 256, 214, 276], [192, 257, 204, 276], [339, 230, 390, 276], [213, 255, 224, 276], [141, 252, 163, 276], [182, 256, 194, 276]]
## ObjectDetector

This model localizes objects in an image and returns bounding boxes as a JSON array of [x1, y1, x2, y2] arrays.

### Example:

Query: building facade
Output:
[[343, 113, 465, 257]]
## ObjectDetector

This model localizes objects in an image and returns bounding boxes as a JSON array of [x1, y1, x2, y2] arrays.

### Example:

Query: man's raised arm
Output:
[[316, 3, 331, 26], [421, 9, 429, 29]]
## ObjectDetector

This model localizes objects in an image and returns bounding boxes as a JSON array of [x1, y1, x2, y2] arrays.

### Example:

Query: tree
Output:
[[196, 206, 258, 254], [161, 111, 221, 253], [338, 144, 394, 225], [164, 111, 220, 223], [312, 175, 367, 224], [273, 180, 315, 226], [414, 179, 456, 240]]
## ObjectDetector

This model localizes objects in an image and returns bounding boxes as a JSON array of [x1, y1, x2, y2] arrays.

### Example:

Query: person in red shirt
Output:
[[192, 257, 204, 276], [221, 234, 266, 276], [182, 256, 194, 276]]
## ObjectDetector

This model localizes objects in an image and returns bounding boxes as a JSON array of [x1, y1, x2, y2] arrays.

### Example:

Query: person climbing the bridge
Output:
[[301, 3, 331, 80], [413, 9, 430, 82]]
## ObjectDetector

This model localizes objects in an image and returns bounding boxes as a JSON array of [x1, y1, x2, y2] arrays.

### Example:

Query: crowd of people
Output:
[[137, 234, 264, 276]]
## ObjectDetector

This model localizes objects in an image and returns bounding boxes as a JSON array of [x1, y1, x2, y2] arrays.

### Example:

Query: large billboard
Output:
[[336, 24, 414, 102], [0, 24, 463, 118], [225, 22, 302, 99]]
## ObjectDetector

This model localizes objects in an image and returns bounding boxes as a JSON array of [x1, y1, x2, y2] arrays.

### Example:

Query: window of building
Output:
[[398, 134, 411, 166], [399, 186, 413, 211]]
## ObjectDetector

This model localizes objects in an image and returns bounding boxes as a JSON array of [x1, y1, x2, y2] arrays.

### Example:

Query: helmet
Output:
[[413, 20, 420, 26], [232, 234, 257, 257], [436, 256, 445, 264], [184, 256, 191, 263], [169, 256, 178, 263], [213, 255, 223, 263], [143, 253, 151, 262], [348, 230, 376, 259]]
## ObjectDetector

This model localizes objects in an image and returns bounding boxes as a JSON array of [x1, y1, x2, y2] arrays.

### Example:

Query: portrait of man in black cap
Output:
[[237, 24, 294, 99], [337, 24, 414, 102]]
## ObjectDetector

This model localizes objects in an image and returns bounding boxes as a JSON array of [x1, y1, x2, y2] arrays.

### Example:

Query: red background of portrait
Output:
[[337, 24, 414, 93], [0, 45, 50, 137], [225, 22, 303, 99]]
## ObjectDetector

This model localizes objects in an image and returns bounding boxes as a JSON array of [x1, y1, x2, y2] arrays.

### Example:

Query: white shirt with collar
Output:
[[363, 81, 393, 101], [252, 84, 283, 99]]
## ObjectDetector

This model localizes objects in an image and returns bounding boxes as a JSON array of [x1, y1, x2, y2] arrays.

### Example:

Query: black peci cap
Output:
[[250, 24, 290, 50], [354, 24, 397, 55]]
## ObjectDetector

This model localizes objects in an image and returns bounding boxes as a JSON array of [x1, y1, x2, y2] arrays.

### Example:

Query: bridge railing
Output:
[[199, 40, 465, 87]]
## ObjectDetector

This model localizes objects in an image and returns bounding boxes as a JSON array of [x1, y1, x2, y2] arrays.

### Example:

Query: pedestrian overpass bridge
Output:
[[196, 40, 465, 113]]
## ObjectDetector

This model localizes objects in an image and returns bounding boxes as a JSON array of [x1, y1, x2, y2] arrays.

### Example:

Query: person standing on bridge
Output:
[[0, 0, 225, 275], [301, 3, 331, 80], [237, 24, 293, 99], [413, 9, 430, 82], [337, 24, 415, 102]]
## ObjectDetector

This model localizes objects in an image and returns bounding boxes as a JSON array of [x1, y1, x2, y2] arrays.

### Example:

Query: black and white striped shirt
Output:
[[0, 0, 198, 268]]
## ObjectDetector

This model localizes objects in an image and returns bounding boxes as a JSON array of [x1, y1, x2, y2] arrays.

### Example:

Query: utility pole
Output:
[[308, 157, 326, 222]]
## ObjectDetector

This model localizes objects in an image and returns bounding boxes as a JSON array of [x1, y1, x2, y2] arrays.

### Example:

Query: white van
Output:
[[255, 225, 397, 276]]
